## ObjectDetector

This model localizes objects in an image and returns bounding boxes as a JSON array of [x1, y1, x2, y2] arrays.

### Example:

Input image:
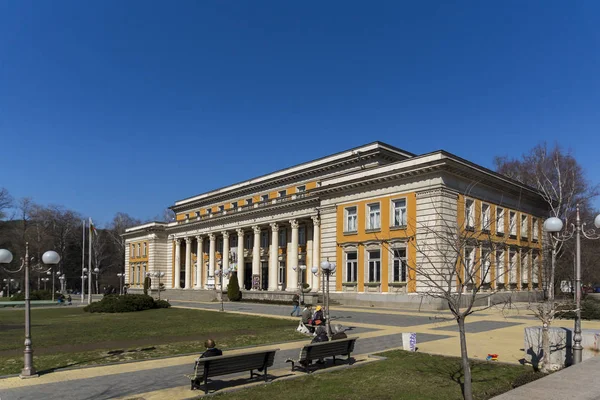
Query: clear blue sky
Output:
[[1, 1, 599, 226]]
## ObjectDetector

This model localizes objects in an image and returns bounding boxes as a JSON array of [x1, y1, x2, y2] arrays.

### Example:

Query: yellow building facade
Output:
[[123, 142, 548, 303]]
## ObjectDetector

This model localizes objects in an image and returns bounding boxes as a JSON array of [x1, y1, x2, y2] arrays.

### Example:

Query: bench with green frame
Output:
[[185, 348, 279, 394], [285, 337, 358, 373]]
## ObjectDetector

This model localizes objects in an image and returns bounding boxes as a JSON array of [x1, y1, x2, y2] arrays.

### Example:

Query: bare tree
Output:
[[0, 188, 13, 220], [106, 212, 141, 274], [380, 188, 515, 400], [495, 143, 598, 372], [91, 230, 111, 293]]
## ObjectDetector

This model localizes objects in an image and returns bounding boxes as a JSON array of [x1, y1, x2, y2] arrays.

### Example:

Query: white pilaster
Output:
[[184, 237, 192, 289], [174, 239, 181, 289], [222, 231, 230, 288], [208, 233, 216, 286], [288, 219, 299, 291], [311, 215, 320, 292], [236, 228, 245, 289], [252, 226, 261, 288], [195, 235, 203, 288], [269, 223, 279, 291]]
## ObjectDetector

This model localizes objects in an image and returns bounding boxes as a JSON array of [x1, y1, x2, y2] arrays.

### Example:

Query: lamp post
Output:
[[544, 205, 600, 365], [92, 267, 100, 295], [81, 269, 88, 301], [318, 260, 336, 337], [3, 278, 15, 298], [0, 244, 60, 378], [292, 264, 307, 303], [152, 272, 165, 300], [117, 273, 125, 295], [58, 274, 66, 294], [215, 264, 230, 312], [41, 277, 50, 291]]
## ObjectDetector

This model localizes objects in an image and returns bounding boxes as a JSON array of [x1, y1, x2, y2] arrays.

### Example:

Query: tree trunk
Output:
[[458, 316, 473, 400]]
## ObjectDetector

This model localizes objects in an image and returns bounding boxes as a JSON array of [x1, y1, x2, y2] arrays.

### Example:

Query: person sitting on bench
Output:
[[331, 324, 347, 340], [301, 304, 313, 332], [193, 339, 223, 387], [311, 326, 329, 364], [312, 305, 325, 326]]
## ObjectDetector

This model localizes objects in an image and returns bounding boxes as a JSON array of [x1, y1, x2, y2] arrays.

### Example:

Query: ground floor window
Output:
[[392, 248, 407, 282], [345, 252, 358, 282], [278, 261, 286, 284], [368, 250, 381, 282]]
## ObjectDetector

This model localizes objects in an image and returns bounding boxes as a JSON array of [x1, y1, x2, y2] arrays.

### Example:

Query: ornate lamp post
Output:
[[544, 205, 600, 364], [3, 278, 15, 297], [117, 273, 125, 295], [58, 274, 66, 294], [215, 264, 231, 312], [152, 271, 165, 300], [292, 264, 307, 303], [92, 267, 100, 295], [81, 269, 88, 301], [0, 244, 60, 378], [318, 260, 336, 337], [41, 277, 50, 291]]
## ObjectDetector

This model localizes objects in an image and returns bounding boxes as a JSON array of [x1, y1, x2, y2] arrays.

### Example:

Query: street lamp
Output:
[[117, 273, 125, 295], [215, 265, 230, 312], [3, 278, 15, 298], [92, 267, 100, 295], [0, 244, 60, 378], [318, 260, 336, 337], [292, 264, 307, 303], [41, 277, 50, 291], [58, 274, 66, 294], [152, 271, 165, 300], [544, 205, 600, 365], [81, 269, 88, 302]]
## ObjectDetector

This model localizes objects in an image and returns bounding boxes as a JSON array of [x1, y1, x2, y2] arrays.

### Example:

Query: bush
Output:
[[511, 371, 546, 388], [557, 298, 600, 320], [11, 290, 53, 301], [227, 272, 242, 301], [84, 294, 170, 313]]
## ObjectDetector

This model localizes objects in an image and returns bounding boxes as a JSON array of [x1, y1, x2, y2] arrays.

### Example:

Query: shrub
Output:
[[511, 371, 546, 388], [557, 298, 600, 320], [83, 294, 168, 313], [11, 290, 53, 301], [227, 272, 242, 301]]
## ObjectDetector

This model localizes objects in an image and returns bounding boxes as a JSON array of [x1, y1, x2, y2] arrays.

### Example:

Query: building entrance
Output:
[[244, 262, 252, 290]]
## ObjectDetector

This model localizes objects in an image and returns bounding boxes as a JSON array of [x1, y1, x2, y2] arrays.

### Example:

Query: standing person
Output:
[[290, 292, 301, 317], [67, 295, 72, 306]]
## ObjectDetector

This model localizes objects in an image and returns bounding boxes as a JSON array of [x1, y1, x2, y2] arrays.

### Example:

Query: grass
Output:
[[211, 350, 544, 400], [0, 307, 303, 375]]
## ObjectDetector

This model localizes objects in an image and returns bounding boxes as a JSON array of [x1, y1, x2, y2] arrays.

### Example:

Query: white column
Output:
[[174, 239, 181, 289], [185, 237, 192, 289], [195, 235, 203, 289], [311, 215, 320, 292], [252, 226, 261, 289], [269, 223, 279, 291], [222, 231, 230, 288], [288, 219, 299, 291], [236, 228, 244, 289], [208, 233, 216, 286]]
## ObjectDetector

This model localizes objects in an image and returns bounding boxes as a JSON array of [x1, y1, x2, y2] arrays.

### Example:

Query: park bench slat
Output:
[[286, 337, 358, 373], [187, 349, 278, 394]]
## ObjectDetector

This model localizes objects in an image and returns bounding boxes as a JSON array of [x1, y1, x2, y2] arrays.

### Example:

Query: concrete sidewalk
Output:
[[492, 356, 600, 400]]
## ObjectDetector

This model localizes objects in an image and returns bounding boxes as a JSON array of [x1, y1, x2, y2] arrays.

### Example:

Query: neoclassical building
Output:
[[123, 142, 547, 303]]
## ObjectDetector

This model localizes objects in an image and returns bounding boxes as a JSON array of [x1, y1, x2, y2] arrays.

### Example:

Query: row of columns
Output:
[[172, 216, 321, 291]]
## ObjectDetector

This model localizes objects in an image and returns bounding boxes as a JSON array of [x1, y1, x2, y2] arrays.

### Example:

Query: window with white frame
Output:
[[391, 198, 407, 228], [532, 218, 539, 241], [137, 244, 141, 257], [345, 206, 357, 232], [366, 203, 381, 230], [465, 199, 475, 229], [464, 247, 475, 285], [296, 185, 306, 193], [496, 207, 505, 234], [532, 253, 540, 284], [481, 203, 491, 231], [278, 261, 286, 284], [298, 226, 306, 245], [217, 238, 223, 253], [345, 252, 358, 282], [509, 249, 517, 283], [368, 250, 381, 282], [260, 231, 269, 248], [137, 265, 141, 286], [496, 249, 505, 284], [278, 228, 287, 246], [278, 190, 287, 198], [521, 251, 529, 284], [392, 248, 407, 282], [230, 235, 238, 247], [261, 194, 269, 202], [143, 242, 147, 257], [509, 211, 517, 236], [521, 214, 528, 238], [245, 234, 253, 249], [131, 244, 135, 258], [232, 201, 238, 209], [481, 248, 491, 283]]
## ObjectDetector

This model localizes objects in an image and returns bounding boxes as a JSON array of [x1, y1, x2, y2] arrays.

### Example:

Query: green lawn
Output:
[[0, 307, 303, 375], [212, 350, 544, 400]]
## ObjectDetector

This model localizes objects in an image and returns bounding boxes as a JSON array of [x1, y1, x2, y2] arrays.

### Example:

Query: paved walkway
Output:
[[2, 301, 600, 399]]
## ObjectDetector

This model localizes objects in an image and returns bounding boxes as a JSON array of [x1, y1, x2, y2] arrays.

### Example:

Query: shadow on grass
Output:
[[37, 346, 159, 376]]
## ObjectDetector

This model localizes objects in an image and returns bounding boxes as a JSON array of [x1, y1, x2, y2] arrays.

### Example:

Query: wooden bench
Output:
[[286, 337, 358, 373], [185, 348, 279, 394]]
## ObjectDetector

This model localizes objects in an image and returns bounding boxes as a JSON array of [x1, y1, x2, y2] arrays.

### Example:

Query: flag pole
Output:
[[81, 219, 85, 303], [88, 218, 93, 305]]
